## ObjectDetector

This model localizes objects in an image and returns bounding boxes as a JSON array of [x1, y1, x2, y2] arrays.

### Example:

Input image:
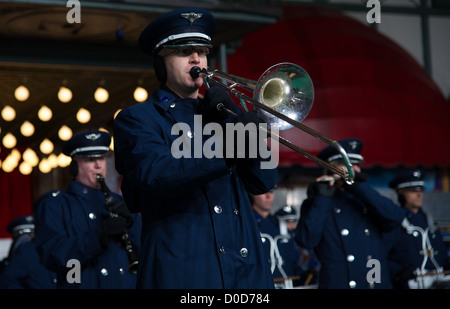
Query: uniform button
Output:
[[367, 255, 372, 261], [261, 237, 266, 243], [170, 102, 176, 108], [233, 209, 239, 216], [349, 280, 356, 288], [347, 255, 355, 262], [364, 228, 370, 236], [119, 268, 125, 275], [341, 229, 349, 236], [240, 248, 248, 258], [413, 231, 419, 237], [88, 213, 96, 220], [100, 268, 108, 276], [219, 246, 225, 255], [214, 205, 222, 214], [334, 208, 341, 213], [187, 130, 194, 138]]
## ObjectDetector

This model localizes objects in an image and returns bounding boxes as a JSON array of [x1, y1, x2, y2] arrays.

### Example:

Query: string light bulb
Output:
[[2, 133, 17, 149], [20, 121, 35, 137], [94, 86, 109, 103], [19, 161, 33, 175], [58, 125, 73, 141], [58, 86, 73, 103], [14, 85, 29, 101], [38, 105, 53, 122], [1, 105, 16, 121], [133, 86, 148, 102], [40, 138, 54, 154], [76, 108, 91, 123], [23, 148, 39, 167]]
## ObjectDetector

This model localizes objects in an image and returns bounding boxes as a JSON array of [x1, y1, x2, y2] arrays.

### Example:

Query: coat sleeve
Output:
[[295, 196, 334, 250], [351, 182, 408, 232]]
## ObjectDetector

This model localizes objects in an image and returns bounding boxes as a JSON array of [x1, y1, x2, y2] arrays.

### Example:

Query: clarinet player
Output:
[[34, 130, 142, 288]]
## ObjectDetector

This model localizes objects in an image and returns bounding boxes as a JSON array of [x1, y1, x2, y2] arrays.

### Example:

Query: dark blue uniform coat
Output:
[[0, 238, 56, 289], [383, 208, 450, 288], [296, 183, 407, 289], [34, 181, 142, 289], [113, 88, 278, 289]]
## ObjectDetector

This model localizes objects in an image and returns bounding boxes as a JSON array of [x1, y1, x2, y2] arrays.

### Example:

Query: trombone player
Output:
[[113, 7, 278, 289], [295, 138, 410, 289]]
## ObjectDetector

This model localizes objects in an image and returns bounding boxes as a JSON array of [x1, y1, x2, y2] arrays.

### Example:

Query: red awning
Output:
[[227, 6, 450, 168]]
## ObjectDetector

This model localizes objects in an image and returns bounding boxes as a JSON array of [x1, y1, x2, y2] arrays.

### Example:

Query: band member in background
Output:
[[113, 7, 278, 288], [0, 215, 56, 289], [295, 138, 409, 289], [249, 192, 303, 288], [384, 169, 450, 289], [34, 130, 141, 288]]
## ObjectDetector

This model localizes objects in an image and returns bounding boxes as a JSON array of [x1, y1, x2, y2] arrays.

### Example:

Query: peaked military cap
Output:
[[389, 169, 425, 191], [318, 138, 364, 164], [275, 205, 297, 221], [62, 130, 111, 158], [6, 215, 35, 234], [139, 7, 216, 55]]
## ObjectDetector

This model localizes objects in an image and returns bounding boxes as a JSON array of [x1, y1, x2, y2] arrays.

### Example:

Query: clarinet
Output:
[[96, 174, 139, 274]]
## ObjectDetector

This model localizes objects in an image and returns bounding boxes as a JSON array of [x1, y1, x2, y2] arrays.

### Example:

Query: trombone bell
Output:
[[254, 63, 314, 131]]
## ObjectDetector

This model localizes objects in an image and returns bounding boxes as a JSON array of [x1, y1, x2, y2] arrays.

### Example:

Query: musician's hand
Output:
[[108, 200, 133, 227], [343, 172, 368, 192], [202, 85, 236, 122], [307, 180, 336, 199], [98, 216, 129, 248]]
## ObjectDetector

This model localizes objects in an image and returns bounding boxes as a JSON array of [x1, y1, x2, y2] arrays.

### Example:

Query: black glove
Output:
[[307, 181, 336, 199], [202, 85, 237, 123], [107, 200, 133, 228], [343, 172, 368, 192], [98, 216, 129, 248]]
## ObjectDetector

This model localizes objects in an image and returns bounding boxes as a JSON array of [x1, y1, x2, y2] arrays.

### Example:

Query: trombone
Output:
[[190, 62, 354, 184]]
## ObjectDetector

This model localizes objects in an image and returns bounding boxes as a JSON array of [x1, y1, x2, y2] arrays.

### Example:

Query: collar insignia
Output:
[[181, 12, 202, 25], [85, 133, 101, 141]]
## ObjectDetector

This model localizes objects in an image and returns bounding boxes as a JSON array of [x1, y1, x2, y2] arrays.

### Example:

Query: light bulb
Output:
[[76, 108, 91, 123], [58, 86, 73, 103], [40, 139, 54, 154], [1, 105, 16, 121], [23, 148, 39, 167], [2, 133, 17, 149], [19, 161, 33, 175], [94, 87, 109, 103], [38, 105, 53, 122], [20, 121, 35, 137], [38, 158, 52, 174], [58, 125, 73, 141], [133, 86, 148, 102], [14, 85, 29, 101]]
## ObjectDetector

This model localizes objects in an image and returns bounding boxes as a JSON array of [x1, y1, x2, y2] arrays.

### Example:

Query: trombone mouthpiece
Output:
[[190, 66, 202, 79]]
